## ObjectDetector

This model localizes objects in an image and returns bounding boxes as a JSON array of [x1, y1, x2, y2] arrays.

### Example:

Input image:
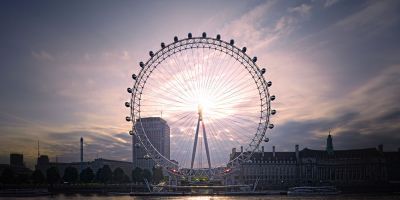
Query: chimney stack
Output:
[[240, 146, 243, 153], [295, 144, 299, 161], [378, 144, 383, 152], [262, 146, 265, 157], [273, 146, 276, 158], [80, 137, 83, 172]]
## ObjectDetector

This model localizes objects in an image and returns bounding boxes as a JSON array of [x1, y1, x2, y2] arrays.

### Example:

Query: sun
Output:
[[196, 94, 216, 115]]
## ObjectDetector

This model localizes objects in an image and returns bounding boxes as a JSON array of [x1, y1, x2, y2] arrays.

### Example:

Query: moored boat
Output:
[[288, 186, 341, 195]]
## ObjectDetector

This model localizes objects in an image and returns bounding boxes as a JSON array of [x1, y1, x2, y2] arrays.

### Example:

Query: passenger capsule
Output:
[[242, 47, 247, 53], [264, 138, 269, 142], [216, 34, 221, 40], [188, 33, 192, 38], [125, 102, 130, 107], [253, 57, 257, 63], [127, 88, 132, 93], [144, 154, 150, 159], [230, 39, 235, 45], [149, 51, 154, 57], [261, 68, 266, 74], [267, 81, 272, 87], [125, 116, 131, 122], [202, 32, 207, 38], [271, 110, 276, 115], [270, 95, 276, 101], [269, 124, 274, 129], [132, 74, 137, 80], [161, 42, 166, 49], [129, 130, 133, 135], [135, 143, 141, 148], [139, 62, 144, 68], [174, 36, 178, 42]]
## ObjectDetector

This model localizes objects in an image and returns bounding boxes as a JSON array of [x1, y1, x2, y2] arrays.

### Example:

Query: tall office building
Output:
[[132, 117, 170, 171]]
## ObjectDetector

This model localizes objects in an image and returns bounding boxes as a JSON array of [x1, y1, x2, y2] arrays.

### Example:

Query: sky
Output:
[[0, 0, 399, 168]]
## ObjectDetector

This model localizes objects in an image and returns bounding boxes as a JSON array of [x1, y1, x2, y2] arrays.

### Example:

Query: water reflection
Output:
[[0, 194, 399, 200]]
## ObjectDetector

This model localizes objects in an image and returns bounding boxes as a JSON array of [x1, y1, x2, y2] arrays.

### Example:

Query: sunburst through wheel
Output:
[[125, 32, 276, 179]]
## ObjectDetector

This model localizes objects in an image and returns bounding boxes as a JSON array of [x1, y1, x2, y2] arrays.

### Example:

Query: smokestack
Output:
[[273, 146, 276, 158], [37, 140, 40, 158], [80, 137, 83, 172], [378, 144, 383, 152], [262, 146, 265, 157], [80, 137, 83, 162], [295, 144, 299, 161], [240, 146, 243, 153]]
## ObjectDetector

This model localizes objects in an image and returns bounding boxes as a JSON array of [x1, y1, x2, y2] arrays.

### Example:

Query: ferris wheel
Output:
[[125, 32, 276, 178]]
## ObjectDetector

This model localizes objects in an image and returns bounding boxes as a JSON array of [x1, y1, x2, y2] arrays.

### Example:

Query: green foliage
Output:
[[63, 166, 78, 183], [46, 166, 60, 185], [152, 166, 164, 184], [0, 167, 15, 184], [123, 174, 130, 183], [95, 165, 112, 184], [16, 173, 30, 185], [131, 167, 143, 183], [31, 169, 45, 184], [112, 167, 126, 183], [95, 167, 103, 182], [142, 169, 152, 182], [80, 167, 94, 183], [101, 165, 112, 183]]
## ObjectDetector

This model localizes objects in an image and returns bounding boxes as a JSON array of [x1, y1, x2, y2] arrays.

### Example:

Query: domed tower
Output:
[[326, 130, 334, 155]]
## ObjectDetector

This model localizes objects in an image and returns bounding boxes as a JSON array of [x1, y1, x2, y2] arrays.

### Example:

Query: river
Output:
[[1, 194, 399, 200]]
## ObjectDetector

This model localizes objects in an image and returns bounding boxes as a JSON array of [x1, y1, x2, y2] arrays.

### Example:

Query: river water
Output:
[[1, 194, 399, 200]]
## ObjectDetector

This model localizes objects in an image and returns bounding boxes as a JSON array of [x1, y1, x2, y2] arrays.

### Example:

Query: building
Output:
[[133, 117, 170, 171], [0, 153, 32, 177], [10, 153, 24, 167], [36, 156, 133, 178], [226, 134, 399, 189], [36, 137, 133, 177]]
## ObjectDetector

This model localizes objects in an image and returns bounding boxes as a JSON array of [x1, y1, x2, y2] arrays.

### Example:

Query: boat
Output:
[[287, 186, 341, 195], [0, 189, 50, 197]]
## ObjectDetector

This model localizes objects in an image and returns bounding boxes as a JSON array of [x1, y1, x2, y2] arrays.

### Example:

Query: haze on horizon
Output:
[[0, 0, 399, 168]]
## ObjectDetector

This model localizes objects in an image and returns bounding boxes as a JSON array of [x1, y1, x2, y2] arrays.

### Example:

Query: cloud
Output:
[[220, 1, 313, 52], [336, 0, 400, 35], [289, 4, 312, 16], [270, 65, 400, 151], [324, 0, 340, 8], [32, 50, 54, 61]]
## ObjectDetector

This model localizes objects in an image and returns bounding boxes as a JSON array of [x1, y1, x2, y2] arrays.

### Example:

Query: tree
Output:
[[152, 166, 164, 184], [123, 174, 130, 183], [101, 165, 112, 184], [16, 173, 30, 185], [142, 169, 152, 182], [0, 167, 15, 184], [63, 166, 78, 183], [80, 167, 94, 183], [112, 167, 126, 183], [131, 167, 143, 183], [96, 165, 112, 184], [46, 166, 60, 185], [95, 167, 103, 183], [31, 169, 45, 184]]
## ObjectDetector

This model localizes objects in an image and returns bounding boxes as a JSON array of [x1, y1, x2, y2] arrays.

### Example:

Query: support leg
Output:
[[190, 117, 201, 169], [202, 121, 212, 170]]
